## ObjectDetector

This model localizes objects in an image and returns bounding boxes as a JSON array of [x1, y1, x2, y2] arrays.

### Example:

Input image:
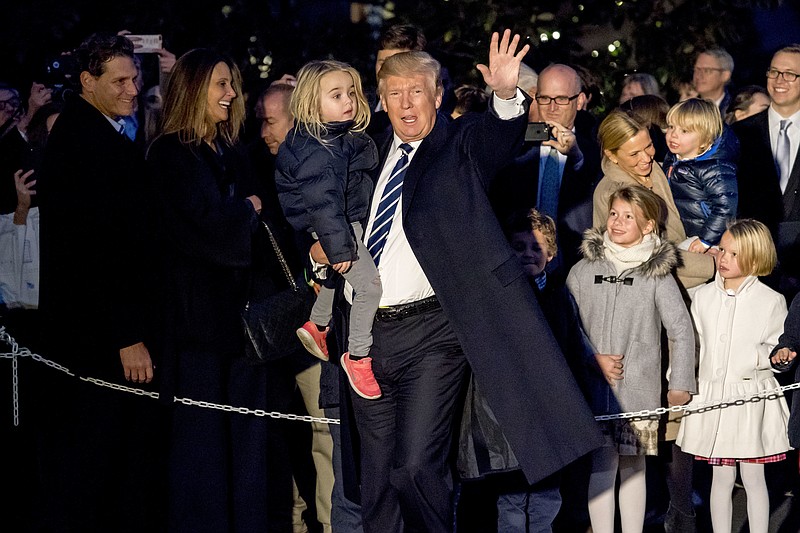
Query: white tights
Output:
[[587, 447, 646, 533], [710, 463, 769, 533]]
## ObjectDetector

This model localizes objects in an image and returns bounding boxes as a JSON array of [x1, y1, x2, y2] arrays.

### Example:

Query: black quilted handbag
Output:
[[242, 221, 315, 363]]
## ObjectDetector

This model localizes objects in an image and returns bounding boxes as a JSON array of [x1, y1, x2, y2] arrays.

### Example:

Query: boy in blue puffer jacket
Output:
[[663, 98, 739, 253]]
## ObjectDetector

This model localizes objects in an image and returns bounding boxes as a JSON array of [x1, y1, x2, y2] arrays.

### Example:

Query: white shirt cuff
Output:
[[492, 88, 526, 120]]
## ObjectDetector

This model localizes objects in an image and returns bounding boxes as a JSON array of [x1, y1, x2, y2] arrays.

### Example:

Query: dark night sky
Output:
[[2, 1, 800, 99]]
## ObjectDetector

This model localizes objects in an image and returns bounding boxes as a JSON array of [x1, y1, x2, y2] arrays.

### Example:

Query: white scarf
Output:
[[603, 232, 659, 275]]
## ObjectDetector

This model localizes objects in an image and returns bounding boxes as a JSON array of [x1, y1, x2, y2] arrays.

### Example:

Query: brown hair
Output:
[[159, 48, 245, 146], [504, 208, 558, 258], [74, 33, 134, 78], [609, 185, 665, 236], [620, 94, 670, 130], [725, 85, 769, 125], [379, 24, 427, 51]]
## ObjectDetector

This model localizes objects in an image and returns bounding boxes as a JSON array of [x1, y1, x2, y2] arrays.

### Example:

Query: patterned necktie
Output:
[[366, 143, 413, 266], [539, 146, 561, 219], [776, 119, 792, 193]]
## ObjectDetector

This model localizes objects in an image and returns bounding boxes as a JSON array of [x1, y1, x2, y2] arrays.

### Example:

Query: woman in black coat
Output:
[[146, 48, 270, 533]]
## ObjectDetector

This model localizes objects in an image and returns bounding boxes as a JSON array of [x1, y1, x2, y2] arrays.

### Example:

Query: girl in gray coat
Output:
[[567, 185, 696, 533]]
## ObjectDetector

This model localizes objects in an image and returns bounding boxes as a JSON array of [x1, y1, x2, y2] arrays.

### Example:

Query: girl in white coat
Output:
[[677, 219, 790, 533]]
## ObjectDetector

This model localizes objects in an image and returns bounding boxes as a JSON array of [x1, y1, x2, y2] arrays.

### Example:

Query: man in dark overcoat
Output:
[[316, 31, 603, 533], [36, 33, 166, 531]]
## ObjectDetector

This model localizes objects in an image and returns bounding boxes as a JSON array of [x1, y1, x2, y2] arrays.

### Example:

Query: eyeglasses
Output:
[[693, 67, 725, 76], [534, 94, 580, 106], [766, 69, 799, 82]]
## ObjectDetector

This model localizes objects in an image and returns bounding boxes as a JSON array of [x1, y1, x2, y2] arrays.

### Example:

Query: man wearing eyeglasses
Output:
[[693, 47, 734, 116], [733, 44, 800, 297], [491, 63, 601, 273]]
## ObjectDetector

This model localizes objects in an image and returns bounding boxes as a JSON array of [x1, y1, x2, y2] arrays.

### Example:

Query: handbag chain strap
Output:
[[261, 221, 300, 291]]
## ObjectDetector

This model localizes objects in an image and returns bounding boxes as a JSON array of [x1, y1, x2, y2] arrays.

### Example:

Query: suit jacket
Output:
[[38, 95, 155, 381], [374, 101, 603, 484], [732, 109, 800, 231], [490, 124, 601, 272], [732, 109, 800, 276]]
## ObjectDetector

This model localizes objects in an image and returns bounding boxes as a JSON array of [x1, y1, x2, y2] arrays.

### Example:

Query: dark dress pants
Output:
[[351, 306, 468, 533]]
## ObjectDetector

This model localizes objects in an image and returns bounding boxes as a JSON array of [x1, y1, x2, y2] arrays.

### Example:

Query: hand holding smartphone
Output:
[[525, 122, 554, 142]]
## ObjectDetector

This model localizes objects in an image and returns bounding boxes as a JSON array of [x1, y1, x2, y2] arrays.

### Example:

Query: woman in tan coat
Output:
[[594, 110, 714, 289]]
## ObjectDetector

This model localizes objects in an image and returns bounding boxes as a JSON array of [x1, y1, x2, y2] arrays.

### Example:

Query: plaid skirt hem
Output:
[[695, 454, 786, 466]]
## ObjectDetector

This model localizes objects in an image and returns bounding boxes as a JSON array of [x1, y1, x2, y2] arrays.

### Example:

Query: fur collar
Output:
[[580, 227, 680, 278]]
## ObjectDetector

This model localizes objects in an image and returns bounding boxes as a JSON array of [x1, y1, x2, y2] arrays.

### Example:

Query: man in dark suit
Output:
[[733, 44, 800, 294], [37, 33, 166, 531], [491, 63, 602, 274], [317, 31, 602, 533]]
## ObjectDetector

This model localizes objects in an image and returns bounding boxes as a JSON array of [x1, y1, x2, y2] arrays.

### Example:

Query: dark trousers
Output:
[[351, 306, 468, 533], [37, 368, 168, 533]]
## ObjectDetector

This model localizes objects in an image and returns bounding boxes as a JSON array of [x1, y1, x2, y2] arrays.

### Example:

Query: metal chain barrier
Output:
[[1, 326, 339, 426], [595, 381, 800, 421], [4, 325, 800, 426]]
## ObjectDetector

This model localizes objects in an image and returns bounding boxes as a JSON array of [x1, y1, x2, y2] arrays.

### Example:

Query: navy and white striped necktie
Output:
[[366, 143, 413, 266]]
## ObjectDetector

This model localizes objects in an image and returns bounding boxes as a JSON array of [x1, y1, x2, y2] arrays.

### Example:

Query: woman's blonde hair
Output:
[[159, 48, 245, 146], [666, 98, 723, 153], [598, 109, 647, 156], [290, 60, 370, 142], [725, 219, 777, 276], [609, 185, 666, 236]]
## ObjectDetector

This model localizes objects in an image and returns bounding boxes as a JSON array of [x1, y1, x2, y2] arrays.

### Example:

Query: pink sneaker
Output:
[[341, 353, 382, 400], [296, 321, 329, 361]]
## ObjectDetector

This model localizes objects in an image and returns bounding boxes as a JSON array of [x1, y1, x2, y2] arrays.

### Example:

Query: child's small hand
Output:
[[687, 238, 708, 254], [595, 353, 624, 386], [771, 347, 797, 369], [667, 390, 691, 406], [332, 260, 352, 274]]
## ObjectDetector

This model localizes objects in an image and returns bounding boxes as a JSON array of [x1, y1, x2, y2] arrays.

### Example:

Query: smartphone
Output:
[[525, 122, 552, 142], [125, 34, 163, 53]]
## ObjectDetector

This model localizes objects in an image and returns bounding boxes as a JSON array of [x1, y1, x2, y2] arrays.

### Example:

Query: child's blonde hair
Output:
[[290, 60, 370, 142], [725, 219, 777, 276], [608, 185, 666, 236], [666, 98, 723, 154], [503, 208, 558, 258]]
